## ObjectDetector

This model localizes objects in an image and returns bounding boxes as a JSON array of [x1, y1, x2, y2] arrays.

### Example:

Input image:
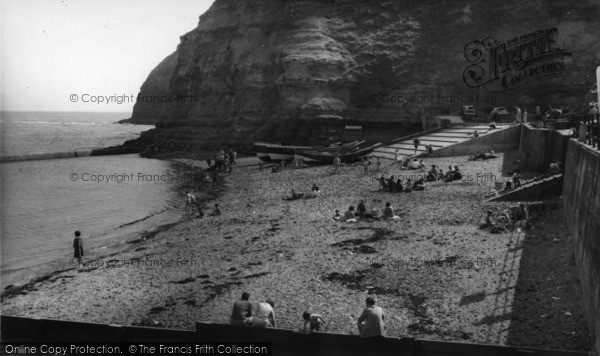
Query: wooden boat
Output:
[[253, 141, 352, 161], [295, 144, 380, 164]]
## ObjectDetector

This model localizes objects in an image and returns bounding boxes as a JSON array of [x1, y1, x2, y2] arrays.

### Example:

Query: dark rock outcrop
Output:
[[129, 0, 600, 151]]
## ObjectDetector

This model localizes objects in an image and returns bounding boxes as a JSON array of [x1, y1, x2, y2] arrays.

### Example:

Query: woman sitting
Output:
[[404, 179, 413, 193], [387, 175, 396, 193], [412, 178, 425, 191], [394, 177, 404, 193], [426, 165, 438, 181], [383, 202, 400, 220]]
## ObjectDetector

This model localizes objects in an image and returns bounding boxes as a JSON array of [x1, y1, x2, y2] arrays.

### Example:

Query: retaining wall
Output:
[[520, 125, 570, 172], [427, 124, 521, 158], [0, 316, 589, 356], [562, 139, 600, 356]]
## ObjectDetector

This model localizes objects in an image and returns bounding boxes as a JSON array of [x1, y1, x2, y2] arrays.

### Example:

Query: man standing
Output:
[[230, 292, 253, 326], [357, 297, 386, 338], [413, 138, 421, 155], [515, 106, 522, 123], [73, 231, 84, 269]]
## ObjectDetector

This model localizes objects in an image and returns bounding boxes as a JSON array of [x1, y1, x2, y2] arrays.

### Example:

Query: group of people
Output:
[[423, 165, 462, 183], [208, 149, 237, 174], [185, 191, 222, 217], [230, 292, 386, 338], [378, 175, 425, 193], [287, 183, 321, 200], [333, 200, 400, 222], [479, 203, 529, 233]]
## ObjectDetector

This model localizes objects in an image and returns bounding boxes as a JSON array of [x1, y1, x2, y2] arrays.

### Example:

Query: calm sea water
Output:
[[0, 112, 187, 288]]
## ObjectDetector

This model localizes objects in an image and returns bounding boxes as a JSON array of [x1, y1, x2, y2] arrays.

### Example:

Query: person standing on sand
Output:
[[357, 296, 386, 338], [231, 292, 253, 326], [333, 155, 341, 174], [73, 231, 84, 269], [185, 191, 194, 213]]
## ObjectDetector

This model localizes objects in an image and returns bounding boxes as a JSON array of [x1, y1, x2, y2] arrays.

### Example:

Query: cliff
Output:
[[128, 0, 600, 151]]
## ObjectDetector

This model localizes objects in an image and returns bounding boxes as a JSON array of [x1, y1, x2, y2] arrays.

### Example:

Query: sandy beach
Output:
[[0, 153, 591, 351]]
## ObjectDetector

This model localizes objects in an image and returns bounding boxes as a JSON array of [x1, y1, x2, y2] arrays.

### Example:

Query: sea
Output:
[[0, 111, 189, 288]]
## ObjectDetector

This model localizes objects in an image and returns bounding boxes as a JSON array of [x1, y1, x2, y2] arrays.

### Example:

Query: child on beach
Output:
[[302, 312, 326, 332], [210, 203, 222, 216], [332, 210, 341, 221]]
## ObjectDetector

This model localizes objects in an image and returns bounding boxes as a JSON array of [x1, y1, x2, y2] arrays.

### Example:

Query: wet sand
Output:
[[0, 153, 591, 350]]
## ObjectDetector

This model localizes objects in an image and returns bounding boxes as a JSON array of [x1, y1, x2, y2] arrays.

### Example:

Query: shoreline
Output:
[[0, 154, 218, 291], [1, 154, 592, 350]]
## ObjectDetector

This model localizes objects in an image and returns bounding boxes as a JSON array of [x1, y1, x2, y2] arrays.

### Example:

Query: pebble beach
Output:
[[0, 153, 591, 351]]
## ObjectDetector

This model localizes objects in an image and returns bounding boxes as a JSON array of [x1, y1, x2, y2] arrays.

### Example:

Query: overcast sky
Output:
[[1, 0, 214, 113]]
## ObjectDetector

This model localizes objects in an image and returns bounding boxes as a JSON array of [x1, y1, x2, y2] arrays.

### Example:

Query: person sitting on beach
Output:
[[443, 166, 455, 182], [469, 151, 484, 161], [545, 161, 562, 176], [401, 158, 411, 170], [426, 165, 438, 181], [357, 296, 386, 338], [383, 202, 400, 220], [438, 168, 444, 180], [230, 292, 253, 326], [342, 206, 358, 223], [252, 299, 276, 328], [426, 144, 433, 155], [483, 149, 498, 160], [368, 202, 383, 220], [210, 203, 222, 216], [332, 209, 341, 221], [412, 178, 425, 191], [409, 159, 420, 170], [472, 130, 479, 138], [387, 175, 396, 193], [418, 160, 426, 171], [378, 175, 389, 191], [404, 179, 413, 193], [479, 211, 495, 229], [512, 171, 522, 188], [394, 177, 404, 193], [357, 199, 367, 219], [489, 121, 497, 130], [290, 189, 305, 200], [311, 183, 321, 196], [513, 203, 528, 221], [453, 166, 462, 180], [303, 312, 326, 332]]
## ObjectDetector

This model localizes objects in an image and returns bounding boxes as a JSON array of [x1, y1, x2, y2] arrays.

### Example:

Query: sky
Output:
[[1, 0, 214, 113]]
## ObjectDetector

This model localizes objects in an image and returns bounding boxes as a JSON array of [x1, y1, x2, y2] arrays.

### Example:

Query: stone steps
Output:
[[371, 124, 516, 161]]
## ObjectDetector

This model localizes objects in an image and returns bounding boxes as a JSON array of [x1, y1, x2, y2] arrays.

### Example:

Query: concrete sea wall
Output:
[[520, 125, 570, 172], [562, 140, 600, 356], [427, 124, 521, 158], [0, 316, 589, 356]]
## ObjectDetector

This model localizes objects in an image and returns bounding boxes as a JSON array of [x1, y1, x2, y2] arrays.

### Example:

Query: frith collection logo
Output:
[[463, 28, 571, 91]]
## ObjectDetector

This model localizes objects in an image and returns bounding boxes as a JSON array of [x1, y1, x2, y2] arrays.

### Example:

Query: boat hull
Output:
[[296, 145, 377, 164]]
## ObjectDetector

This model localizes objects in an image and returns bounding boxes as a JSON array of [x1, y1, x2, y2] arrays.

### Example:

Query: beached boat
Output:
[[253, 141, 353, 161], [295, 144, 380, 164]]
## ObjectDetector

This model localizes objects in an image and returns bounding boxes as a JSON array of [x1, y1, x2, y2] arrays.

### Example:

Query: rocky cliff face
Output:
[[129, 0, 600, 151]]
